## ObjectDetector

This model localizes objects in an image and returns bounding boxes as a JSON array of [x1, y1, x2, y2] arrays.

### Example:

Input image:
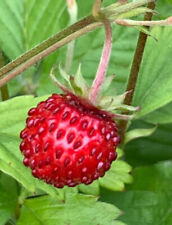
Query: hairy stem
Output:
[[89, 21, 112, 104], [115, 17, 172, 26], [0, 16, 97, 78], [0, 49, 9, 100], [0, 19, 102, 88], [119, 2, 156, 143]]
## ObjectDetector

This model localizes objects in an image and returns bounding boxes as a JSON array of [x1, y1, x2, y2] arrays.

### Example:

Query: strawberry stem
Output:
[[89, 20, 112, 104]]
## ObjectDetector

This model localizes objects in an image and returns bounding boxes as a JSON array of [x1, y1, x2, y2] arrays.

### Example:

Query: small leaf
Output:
[[124, 126, 157, 144], [99, 149, 133, 192], [17, 193, 125, 225], [79, 181, 100, 196]]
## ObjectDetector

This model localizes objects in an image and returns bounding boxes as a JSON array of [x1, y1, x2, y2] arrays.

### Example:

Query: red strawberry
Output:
[[20, 93, 120, 188]]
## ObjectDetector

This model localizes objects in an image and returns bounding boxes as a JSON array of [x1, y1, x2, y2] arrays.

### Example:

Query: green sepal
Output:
[[101, 75, 115, 93], [124, 126, 157, 144], [73, 64, 89, 97], [107, 104, 139, 112], [135, 26, 158, 41], [50, 67, 72, 93], [111, 7, 156, 20], [59, 64, 74, 92]]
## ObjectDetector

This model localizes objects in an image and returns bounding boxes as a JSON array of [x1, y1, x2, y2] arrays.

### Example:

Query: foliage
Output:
[[0, 0, 172, 225]]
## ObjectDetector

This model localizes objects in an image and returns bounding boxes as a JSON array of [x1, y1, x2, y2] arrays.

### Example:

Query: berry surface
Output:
[[20, 93, 120, 188]]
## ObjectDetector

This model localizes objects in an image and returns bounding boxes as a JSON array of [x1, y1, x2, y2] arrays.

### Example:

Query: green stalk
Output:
[[119, 2, 156, 143]]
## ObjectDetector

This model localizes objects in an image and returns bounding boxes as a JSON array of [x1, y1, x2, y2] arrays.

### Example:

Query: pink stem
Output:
[[89, 20, 112, 104]]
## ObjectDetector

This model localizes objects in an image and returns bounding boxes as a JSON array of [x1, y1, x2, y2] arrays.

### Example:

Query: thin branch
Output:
[[0, 15, 97, 78], [92, 0, 103, 17], [115, 16, 172, 26], [0, 49, 9, 100], [119, 2, 156, 143], [0, 21, 102, 88], [89, 21, 112, 104]]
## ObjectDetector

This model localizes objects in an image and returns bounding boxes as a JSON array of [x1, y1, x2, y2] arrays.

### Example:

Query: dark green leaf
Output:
[[0, 173, 18, 225]]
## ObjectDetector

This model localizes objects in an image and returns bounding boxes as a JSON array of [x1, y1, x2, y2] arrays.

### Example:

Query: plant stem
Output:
[[119, 2, 156, 143], [115, 17, 172, 26], [0, 15, 97, 78], [0, 49, 9, 100], [92, 0, 102, 17], [89, 21, 112, 104], [0, 19, 102, 88]]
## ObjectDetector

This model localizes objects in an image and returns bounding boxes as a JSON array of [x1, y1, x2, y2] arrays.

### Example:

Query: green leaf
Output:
[[124, 126, 157, 144], [101, 161, 172, 225], [0, 96, 63, 198], [125, 121, 172, 167], [143, 101, 172, 124], [0, 0, 67, 59], [0, 174, 18, 225], [79, 181, 100, 196], [127, 161, 172, 194], [17, 193, 125, 225], [133, 27, 172, 118], [99, 160, 133, 192], [0, 0, 68, 97], [0, 95, 49, 135], [99, 149, 133, 192], [0, 0, 24, 59]]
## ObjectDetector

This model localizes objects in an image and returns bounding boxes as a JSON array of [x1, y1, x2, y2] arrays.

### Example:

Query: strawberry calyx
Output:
[[50, 64, 139, 121]]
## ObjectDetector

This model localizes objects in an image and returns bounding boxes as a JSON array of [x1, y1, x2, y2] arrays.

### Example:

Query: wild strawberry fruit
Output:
[[19, 20, 138, 188], [20, 93, 120, 188]]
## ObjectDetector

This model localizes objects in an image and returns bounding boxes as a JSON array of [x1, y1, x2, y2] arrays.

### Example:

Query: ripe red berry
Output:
[[20, 93, 120, 188]]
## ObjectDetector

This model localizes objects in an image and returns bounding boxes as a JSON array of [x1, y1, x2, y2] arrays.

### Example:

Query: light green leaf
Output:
[[79, 181, 100, 196], [124, 126, 157, 144], [0, 0, 68, 96], [143, 101, 172, 124], [99, 160, 133, 191], [133, 27, 172, 118], [17, 193, 125, 225], [99, 149, 133, 192]]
